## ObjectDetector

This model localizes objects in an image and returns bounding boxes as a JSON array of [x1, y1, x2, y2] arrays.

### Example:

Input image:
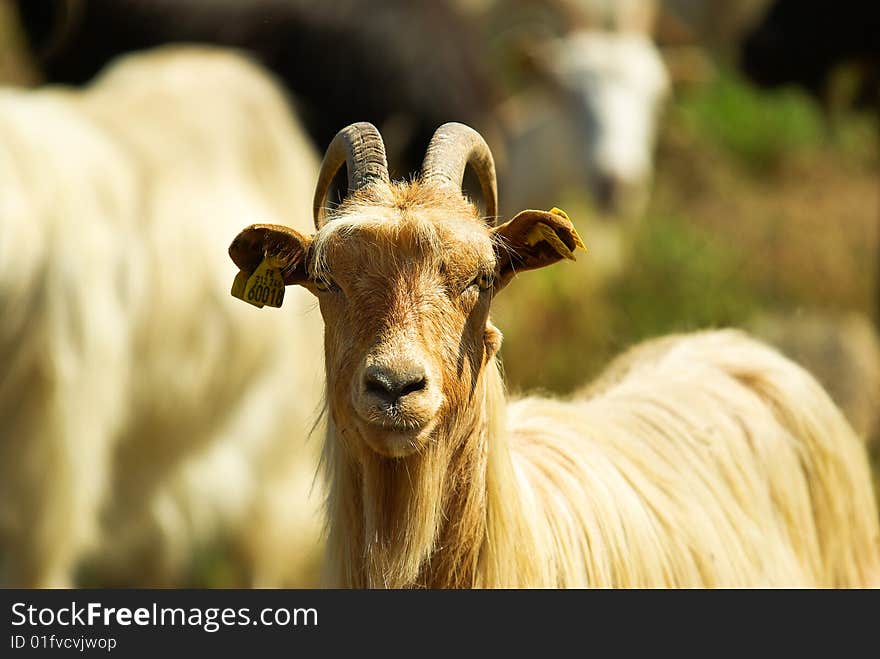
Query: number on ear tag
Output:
[[231, 257, 285, 309]]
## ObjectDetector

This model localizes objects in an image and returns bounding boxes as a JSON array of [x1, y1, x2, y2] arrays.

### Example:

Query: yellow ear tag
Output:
[[231, 257, 285, 309], [549, 207, 587, 252], [549, 206, 570, 220], [522, 207, 587, 260], [231, 269, 249, 300], [532, 223, 577, 260]]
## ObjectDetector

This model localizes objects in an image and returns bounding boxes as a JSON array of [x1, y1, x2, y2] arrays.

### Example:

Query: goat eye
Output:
[[467, 272, 494, 293], [314, 275, 339, 293]]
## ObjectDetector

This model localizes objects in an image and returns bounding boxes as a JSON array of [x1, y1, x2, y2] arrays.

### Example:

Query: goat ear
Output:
[[229, 223, 313, 289], [491, 208, 586, 292]]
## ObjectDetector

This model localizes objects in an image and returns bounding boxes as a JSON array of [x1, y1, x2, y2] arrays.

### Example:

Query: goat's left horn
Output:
[[421, 122, 498, 224], [313, 122, 390, 228]]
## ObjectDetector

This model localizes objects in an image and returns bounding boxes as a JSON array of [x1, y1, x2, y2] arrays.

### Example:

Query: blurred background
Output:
[[1, 0, 878, 586]]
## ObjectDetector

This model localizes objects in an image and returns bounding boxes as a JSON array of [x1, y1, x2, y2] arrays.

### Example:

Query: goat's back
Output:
[[506, 329, 880, 587]]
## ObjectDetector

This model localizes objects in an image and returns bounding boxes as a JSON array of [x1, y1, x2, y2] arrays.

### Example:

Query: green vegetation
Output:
[[676, 67, 826, 171], [607, 213, 758, 343]]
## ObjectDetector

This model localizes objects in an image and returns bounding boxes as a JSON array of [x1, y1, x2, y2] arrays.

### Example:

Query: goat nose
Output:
[[363, 364, 427, 404]]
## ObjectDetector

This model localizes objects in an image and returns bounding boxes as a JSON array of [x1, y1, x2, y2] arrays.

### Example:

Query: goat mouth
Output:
[[354, 415, 436, 459], [360, 414, 430, 439], [349, 385, 442, 456], [353, 396, 436, 432], [369, 407, 426, 430]]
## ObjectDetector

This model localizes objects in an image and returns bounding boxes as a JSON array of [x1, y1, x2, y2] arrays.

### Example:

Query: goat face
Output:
[[311, 194, 499, 459], [229, 123, 584, 460]]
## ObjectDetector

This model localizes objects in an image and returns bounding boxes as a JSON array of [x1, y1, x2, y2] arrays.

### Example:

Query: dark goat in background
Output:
[[14, 0, 498, 180], [740, 0, 880, 110]]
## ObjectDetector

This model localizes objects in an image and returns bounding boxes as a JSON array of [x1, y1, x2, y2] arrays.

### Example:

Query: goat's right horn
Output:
[[313, 122, 390, 229], [421, 122, 498, 224]]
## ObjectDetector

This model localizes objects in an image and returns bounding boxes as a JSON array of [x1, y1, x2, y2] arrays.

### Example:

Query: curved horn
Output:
[[421, 122, 498, 224], [313, 122, 390, 228]]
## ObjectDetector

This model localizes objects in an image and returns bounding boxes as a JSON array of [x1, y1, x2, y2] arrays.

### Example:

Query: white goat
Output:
[[0, 46, 325, 587], [230, 122, 880, 588], [483, 0, 670, 221]]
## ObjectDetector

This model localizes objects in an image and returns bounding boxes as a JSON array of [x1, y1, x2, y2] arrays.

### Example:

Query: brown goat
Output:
[[230, 122, 880, 588]]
